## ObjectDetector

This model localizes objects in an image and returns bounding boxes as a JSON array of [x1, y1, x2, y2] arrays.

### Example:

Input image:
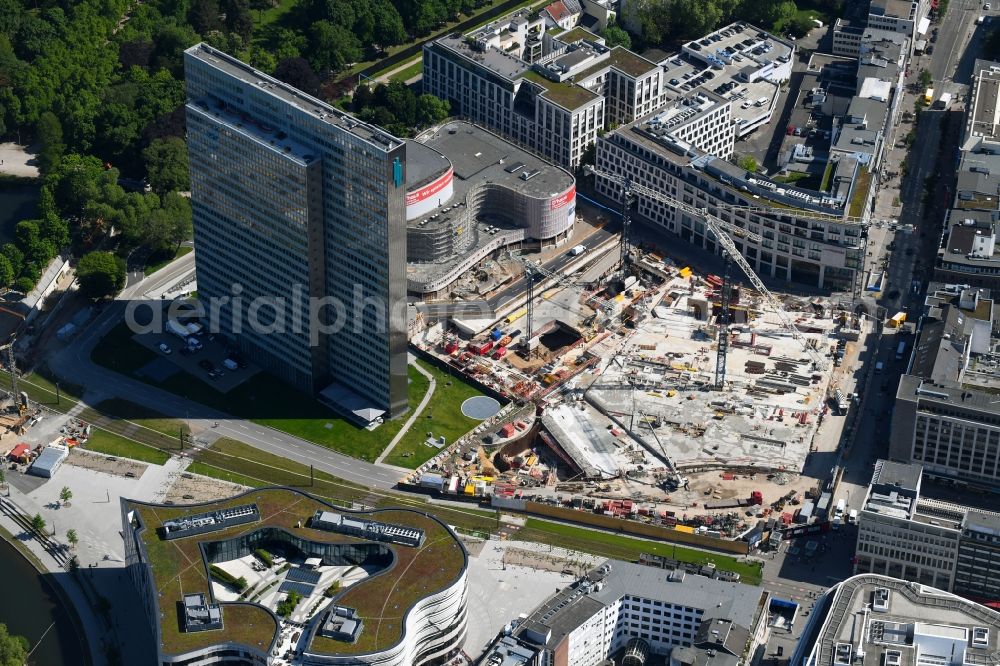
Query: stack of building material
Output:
[[745, 360, 766, 374]]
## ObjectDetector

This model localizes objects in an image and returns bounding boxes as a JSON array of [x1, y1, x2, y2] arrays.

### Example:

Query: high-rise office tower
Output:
[[184, 43, 408, 420]]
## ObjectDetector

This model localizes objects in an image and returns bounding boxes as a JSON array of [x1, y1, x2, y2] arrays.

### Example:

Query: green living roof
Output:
[[558, 26, 600, 44], [575, 46, 659, 81], [126, 488, 467, 660], [521, 69, 600, 110]]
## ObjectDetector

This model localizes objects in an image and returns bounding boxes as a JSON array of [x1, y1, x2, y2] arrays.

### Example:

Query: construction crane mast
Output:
[[519, 257, 619, 355], [584, 166, 827, 379]]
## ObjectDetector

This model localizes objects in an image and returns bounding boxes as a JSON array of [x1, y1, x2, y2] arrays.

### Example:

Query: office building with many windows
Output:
[[184, 44, 408, 421], [889, 286, 1000, 489], [479, 560, 769, 666], [854, 459, 1000, 604]]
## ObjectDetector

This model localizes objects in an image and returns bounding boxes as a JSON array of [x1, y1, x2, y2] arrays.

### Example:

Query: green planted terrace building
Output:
[[121, 488, 469, 665]]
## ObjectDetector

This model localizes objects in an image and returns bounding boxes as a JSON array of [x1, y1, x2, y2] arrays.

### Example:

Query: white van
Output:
[[755, 97, 768, 107], [848, 509, 859, 524]]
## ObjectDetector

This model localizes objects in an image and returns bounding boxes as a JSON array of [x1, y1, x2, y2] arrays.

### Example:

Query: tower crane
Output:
[[520, 257, 618, 355], [584, 166, 826, 385]]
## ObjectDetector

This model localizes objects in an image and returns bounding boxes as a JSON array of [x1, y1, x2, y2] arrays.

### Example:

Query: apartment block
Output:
[[185, 44, 408, 422], [867, 0, 931, 51], [422, 11, 662, 167], [853, 460, 1000, 604]]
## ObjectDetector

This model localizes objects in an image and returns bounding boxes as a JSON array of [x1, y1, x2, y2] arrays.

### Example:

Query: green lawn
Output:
[[89, 325, 485, 461], [383, 362, 485, 468], [145, 246, 192, 276], [19, 369, 83, 411], [521, 518, 763, 585], [389, 59, 423, 83], [83, 429, 170, 465], [76, 398, 190, 458]]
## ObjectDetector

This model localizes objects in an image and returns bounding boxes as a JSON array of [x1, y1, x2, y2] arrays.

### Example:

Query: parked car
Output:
[[158, 343, 172, 355]]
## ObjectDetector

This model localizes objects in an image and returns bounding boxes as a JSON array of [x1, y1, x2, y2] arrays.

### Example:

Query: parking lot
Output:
[[133, 330, 259, 394]]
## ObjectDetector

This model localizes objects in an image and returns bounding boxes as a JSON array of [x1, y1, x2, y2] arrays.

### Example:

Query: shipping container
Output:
[[506, 309, 527, 324], [674, 524, 696, 534], [490, 328, 504, 341]]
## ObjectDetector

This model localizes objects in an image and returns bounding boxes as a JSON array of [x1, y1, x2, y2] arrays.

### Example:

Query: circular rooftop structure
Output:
[[461, 396, 502, 420]]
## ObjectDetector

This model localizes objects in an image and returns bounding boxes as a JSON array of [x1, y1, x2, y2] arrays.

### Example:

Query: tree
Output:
[[273, 57, 321, 96], [59, 486, 72, 505], [308, 21, 362, 72], [76, 251, 126, 299], [188, 0, 222, 34], [66, 528, 78, 548], [737, 154, 758, 172], [918, 68, 933, 89], [143, 138, 189, 195], [415, 94, 450, 126], [0, 256, 13, 288], [36, 111, 64, 173], [786, 14, 815, 37], [30, 513, 46, 534], [163, 192, 193, 248], [602, 22, 632, 49], [0, 623, 29, 666], [1, 245, 22, 279]]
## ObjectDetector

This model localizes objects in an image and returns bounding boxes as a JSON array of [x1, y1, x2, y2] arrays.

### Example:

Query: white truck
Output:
[[568, 244, 587, 256], [848, 509, 859, 524]]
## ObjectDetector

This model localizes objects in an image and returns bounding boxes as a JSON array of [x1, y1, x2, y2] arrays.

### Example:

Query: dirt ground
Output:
[[503, 546, 595, 577], [163, 470, 248, 504], [66, 448, 148, 478]]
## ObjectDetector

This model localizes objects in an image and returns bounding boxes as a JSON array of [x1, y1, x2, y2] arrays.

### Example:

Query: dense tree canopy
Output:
[[76, 251, 126, 299], [0, 623, 29, 666]]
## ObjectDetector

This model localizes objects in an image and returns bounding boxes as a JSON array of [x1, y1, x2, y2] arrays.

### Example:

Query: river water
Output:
[[0, 537, 88, 664]]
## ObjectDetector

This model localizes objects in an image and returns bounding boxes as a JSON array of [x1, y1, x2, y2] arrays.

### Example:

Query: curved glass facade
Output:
[[201, 528, 393, 569]]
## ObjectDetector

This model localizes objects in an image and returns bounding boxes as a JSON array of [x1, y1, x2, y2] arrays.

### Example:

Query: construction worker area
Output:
[[405, 237, 870, 542]]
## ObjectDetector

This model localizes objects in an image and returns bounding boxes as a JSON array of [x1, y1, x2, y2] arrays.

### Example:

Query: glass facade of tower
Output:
[[184, 44, 408, 418]]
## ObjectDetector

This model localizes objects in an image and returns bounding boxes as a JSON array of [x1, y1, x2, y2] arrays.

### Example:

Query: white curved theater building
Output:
[[405, 121, 576, 297]]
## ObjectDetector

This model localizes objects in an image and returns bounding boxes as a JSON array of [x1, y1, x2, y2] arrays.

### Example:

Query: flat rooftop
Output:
[[414, 121, 573, 202], [124, 488, 466, 659], [516, 560, 765, 650], [185, 43, 402, 152], [800, 574, 1000, 666], [970, 61, 1000, 142]]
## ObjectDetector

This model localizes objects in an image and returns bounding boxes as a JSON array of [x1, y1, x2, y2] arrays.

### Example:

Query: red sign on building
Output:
[[550, 185, 576, 210], [406, 169, 453, 206]]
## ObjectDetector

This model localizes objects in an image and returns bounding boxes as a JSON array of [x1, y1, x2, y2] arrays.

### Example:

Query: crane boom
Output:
[[586, 166, 825, 368]]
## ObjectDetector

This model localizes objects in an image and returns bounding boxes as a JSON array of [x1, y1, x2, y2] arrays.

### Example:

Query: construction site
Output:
[[405, 172, 872, 545]]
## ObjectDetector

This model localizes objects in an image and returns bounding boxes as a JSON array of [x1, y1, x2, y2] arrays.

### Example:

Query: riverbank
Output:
[[0, 520, 92, 665]]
